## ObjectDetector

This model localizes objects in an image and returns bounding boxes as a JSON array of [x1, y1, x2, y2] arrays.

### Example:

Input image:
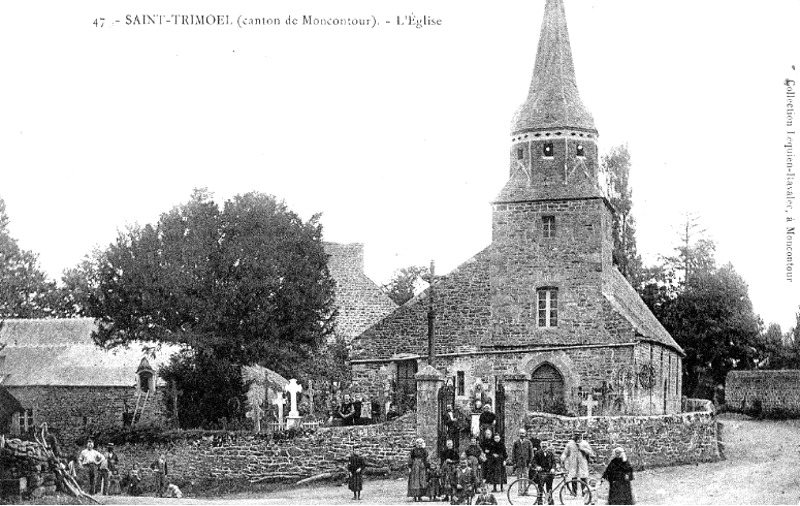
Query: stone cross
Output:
[[284, 379, 303, 418], [582, 393, 599, 417], [247, 403, 263, 433], [272, 394, 286, 427]]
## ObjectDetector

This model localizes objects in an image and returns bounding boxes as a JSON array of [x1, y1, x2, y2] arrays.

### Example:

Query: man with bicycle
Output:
[[532, 440, 556, 505]]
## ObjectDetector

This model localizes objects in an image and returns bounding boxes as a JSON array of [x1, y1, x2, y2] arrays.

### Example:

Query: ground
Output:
[[33, 413, 800, 505]]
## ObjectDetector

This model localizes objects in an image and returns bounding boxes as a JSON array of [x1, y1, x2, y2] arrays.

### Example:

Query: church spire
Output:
[[511, 0, 595, 135]]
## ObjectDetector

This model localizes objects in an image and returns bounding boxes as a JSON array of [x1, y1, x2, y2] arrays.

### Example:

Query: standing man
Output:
[[78, 440, 103, 494], [443, 405, 460, 451], [533, 440, 556, 505], [509, 428, 533, 482], [152, 453, 168, 497], [561, 432, 595, 494]]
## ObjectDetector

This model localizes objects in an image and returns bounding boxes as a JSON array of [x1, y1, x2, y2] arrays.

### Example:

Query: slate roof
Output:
[[0, 385, 22, 420], [324, 242, 398, 343], [511, 0, 596, 134], [602, 268, 684, 355], [0, 318, 179, 387]]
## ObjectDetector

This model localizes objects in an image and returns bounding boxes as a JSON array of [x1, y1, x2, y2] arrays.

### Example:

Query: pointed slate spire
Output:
[[511, 0, 596, 135]]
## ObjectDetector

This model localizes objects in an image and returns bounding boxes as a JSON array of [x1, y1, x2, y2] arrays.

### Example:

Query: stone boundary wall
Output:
[[75, 414, 416, 490], [524, 411, 721, 472], [725, 370, 800, 413]]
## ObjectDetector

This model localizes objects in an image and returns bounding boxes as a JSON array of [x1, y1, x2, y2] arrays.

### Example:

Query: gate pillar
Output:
[[502, 369, 531, 441], [415, 365, 444, 451]]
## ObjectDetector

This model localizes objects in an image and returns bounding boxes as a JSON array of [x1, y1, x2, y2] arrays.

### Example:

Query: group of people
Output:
[[69, 440, 181, 498], [334, 394, 385, 426], [406, 437, 504, 504], [398, 428, 635, 505]]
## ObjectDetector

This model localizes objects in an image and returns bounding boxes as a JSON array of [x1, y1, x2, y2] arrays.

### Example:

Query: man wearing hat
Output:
[[561, 432, 595, 495]]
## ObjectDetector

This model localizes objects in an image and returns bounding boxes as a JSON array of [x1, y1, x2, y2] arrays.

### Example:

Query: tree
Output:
[[382, 265, 430, 306], [0, 197, 61, 318], [601, 145, 643, 284], [86, 189, 337, 426]]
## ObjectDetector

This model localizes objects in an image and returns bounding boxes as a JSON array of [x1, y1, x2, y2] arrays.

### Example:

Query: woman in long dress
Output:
[[602, 447, 635, 505], [347, 447, 366, 501], [483, 432, 508, 492], [439, 439, 459, 502], [408, 438, 429, 502]]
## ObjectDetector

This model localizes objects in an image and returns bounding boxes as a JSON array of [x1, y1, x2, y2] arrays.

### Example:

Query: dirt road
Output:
[[94, 414, 800, 505]]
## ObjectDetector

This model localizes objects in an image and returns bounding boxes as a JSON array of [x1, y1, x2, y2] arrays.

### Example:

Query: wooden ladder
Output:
[[132, 389, 150, 425]]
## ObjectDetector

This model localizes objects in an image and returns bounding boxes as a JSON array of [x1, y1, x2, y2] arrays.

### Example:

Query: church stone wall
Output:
[[725, 370, 800, 414], [353, 343, 681, 417], [524, 411, 721, 472], [7, 386, 167, 444], [490, 198, 618, 349]]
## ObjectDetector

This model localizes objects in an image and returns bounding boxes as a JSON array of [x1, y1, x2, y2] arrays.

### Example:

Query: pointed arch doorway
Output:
[[529, 363, 565, 414]]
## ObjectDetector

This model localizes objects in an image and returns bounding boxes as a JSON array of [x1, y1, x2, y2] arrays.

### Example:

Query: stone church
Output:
[[350, 0, 684, 418]]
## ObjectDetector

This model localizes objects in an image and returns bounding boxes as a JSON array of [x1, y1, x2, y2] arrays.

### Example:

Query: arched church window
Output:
[[517, 147, 524, 160], [542, 142, 554, 157], [529, 364, 565, 413], [537, 287, 558, 327], [576, 144, 585, 157]]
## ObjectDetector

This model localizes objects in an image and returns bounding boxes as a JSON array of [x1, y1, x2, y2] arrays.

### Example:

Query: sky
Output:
[[1, 1, 798, 331]]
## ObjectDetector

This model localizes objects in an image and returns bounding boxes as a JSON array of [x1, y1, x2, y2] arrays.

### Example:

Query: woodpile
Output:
[[0, 427, 98, 503]]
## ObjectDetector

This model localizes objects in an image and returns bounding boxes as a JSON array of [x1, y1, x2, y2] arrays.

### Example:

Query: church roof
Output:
[[0, 385, 22, 420], [324, 242, 398, 343], [602, 269, 684, 355], [511, 0, 596, 134], [0, 318, 179, 387]]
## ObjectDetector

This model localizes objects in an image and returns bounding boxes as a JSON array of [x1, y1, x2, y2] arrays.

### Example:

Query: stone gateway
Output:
[[349, 0, 684, 423]]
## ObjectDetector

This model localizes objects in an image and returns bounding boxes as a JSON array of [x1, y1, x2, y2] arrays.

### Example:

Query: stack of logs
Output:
[[0, 430, 97, 503], [0, 436, 56, 498]]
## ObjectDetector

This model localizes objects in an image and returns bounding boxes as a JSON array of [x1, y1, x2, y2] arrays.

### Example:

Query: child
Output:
[[347, 446, 366, 501], [427, 461, 442, 501], [127, 463, 141, 496], [474, 484, 498, 505], [166, 483, 183, 498]]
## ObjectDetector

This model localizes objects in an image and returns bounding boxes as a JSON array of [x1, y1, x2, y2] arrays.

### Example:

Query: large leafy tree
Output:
[[0, 197, 61, 318], [640, 227, 763, 398], [382, 265, 430, 306], [86, 189, 337, 426], [601, 145, 643, 284]]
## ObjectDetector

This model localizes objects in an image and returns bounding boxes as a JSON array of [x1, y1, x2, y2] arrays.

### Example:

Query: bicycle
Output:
[[507, 470, 592, 505]]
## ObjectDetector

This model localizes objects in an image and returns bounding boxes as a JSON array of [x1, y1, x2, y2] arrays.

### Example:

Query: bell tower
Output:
[[490, 0, 614, 348]]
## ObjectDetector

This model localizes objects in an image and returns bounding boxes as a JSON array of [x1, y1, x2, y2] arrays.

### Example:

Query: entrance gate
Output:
[[437, 382, 456, 458], [495, 379, 505, 437], [529, 364, 565, 414]]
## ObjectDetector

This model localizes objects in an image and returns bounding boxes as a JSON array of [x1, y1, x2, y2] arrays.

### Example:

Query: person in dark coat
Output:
[[347, 446, 366, 501], [386, 403, 401, 422], [427, 461, 442, 501], [483, 433, 508, 492], [440, 439, 460, 502], [443, 405, 460, 450], [340, 394, 356, 426], [602, 447, 635, 505], [533, 440, 557, 505], [452, 454, 478, 505], [465, 436, 484, 483], [408, 438, 429, 502], [509, 429, 533, 481], [478, 405, 496, 442]]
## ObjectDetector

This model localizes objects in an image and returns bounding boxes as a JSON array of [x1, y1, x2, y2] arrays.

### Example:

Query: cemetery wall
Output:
[[725, 370, 800, 414], [523, 411, 721, 472], [81, 414, 417, 491]]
